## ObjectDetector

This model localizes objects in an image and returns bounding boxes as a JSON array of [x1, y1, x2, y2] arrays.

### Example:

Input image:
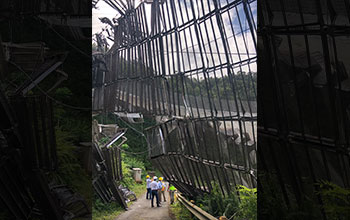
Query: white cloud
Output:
[[92, 1, 118, 35]]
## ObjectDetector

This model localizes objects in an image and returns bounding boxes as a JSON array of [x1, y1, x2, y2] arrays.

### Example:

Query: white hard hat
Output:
[[153, 176, 157, 180]]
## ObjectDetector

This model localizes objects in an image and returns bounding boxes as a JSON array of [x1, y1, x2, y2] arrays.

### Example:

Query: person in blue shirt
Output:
[[157, 177, 163, 202], [146, 175, 151, 200]]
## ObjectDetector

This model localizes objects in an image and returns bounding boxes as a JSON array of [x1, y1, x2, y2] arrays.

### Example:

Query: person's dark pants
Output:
[[151, 190, 160, 207], [146, 188, 151, 199]]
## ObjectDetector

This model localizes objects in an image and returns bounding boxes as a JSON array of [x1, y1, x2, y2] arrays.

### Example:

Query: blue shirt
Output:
[[146, 178, 151, 188], [157, 181, 163, 190]]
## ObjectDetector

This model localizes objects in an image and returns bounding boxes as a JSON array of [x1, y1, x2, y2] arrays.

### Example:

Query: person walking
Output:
[[150, 176, 160, 207], [168, 184, 176, 204], [159, 177, 167, 202], [146, 175, 151, 200]]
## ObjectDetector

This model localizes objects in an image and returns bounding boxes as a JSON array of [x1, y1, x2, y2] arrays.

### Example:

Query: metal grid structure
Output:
[[93, 0, 257, 197], [0, 1, 91, 218], [92, 141, 128, 208], [0, 149, 38, 219], [0, 0, 90, 15], [258, 0, 350, 218], [10, 96, 58, 172]]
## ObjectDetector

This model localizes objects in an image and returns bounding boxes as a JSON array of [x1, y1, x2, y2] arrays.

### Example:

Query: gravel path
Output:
[[115, 191, 173, 220]]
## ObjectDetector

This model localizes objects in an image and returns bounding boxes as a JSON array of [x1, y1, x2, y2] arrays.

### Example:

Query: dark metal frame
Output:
[[93, 0, 257, 197], [258, 0, 350, 218], [92, 141, 128, 208]]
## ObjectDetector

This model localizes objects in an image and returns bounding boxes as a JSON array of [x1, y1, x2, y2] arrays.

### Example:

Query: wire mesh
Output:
[[258, 0, 350, 217], [94, 0, 257, 197]]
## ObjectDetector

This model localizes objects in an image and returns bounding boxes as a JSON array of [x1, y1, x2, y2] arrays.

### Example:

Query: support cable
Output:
[[35, 17, 91, 58]]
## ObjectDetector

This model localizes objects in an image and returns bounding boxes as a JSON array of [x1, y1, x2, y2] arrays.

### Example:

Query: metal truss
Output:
[[93, 0, 257, 197]]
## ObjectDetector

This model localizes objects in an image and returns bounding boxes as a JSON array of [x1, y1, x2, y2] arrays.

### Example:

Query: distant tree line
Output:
[[96, 53, 257, 101], [169, 72, 257, 101]]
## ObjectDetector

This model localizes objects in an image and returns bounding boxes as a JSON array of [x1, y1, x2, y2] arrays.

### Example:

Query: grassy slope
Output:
[[92, 182, 147, 220]]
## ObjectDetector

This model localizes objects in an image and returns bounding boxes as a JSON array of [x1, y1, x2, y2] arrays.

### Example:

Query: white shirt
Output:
[[146, 178, 151, 188], [150, 180, 158, 190]]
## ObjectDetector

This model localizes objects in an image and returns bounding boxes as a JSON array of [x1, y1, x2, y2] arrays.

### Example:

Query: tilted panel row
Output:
[[104, 0, 257, 120], [146, 118, 256, 197], [96, 0, 258, 198], [258, 0, 350, 218], [10, 95, 58, 171]]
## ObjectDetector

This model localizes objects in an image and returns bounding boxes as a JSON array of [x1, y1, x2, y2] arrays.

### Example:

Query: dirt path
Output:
[[115, 191, 173, 220]]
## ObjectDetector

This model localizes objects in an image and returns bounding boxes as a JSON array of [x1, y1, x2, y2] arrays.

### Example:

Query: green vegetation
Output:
[[92, 199, 124, 220], [92, 114, 155, 219], [317, 181, 350, 220], [259, 171, 350, 219], [49, 85, 92, 205], [91, 180, 146, 220], [197, 183, 239, 218], [92, 157, 147, 220], [93, 113, 157, 170], [196, 183, 256, 220], [170, 73, 257, 101], [259, 172, 322, 219], [0, 16, 91, 218], [52, 128, 92, 203], [170, 201, 196, 220], [235, 185, 257, 220], [106, 57, 257, 102]]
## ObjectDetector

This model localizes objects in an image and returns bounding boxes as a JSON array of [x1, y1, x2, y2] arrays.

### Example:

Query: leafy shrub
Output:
[[236, 185, 257, 220], [92, 197, 124, 220], [122, 154, 145, 171], [54, 128, 92, 203], [317, 181, 350, 220], [197, 183, 240, 218], [120, 160, 134, 188], [196, 183, 257, 219], [171, 201, 195, 220]]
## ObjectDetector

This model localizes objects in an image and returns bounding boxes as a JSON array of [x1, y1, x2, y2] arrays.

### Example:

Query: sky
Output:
[[92, 1, 117, 35]]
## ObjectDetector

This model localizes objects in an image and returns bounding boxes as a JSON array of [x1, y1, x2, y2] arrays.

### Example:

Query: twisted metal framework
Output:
[[0, 0, 90, 15], [93, 0, 257, 197], [0, 1, 91, 219], [258, 0, 350, 218]]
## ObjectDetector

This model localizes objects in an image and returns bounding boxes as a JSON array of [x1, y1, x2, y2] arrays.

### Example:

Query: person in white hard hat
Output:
[[150, 176, 160, 207]]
